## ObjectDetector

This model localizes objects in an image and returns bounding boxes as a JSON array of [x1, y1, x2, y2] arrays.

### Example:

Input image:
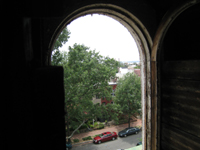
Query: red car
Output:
[[93, 132, 118, 144]]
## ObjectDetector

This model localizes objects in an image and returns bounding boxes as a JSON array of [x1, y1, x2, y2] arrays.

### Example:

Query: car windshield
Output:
[[121, 129, 128, 132], [99, 134, 104, 138]]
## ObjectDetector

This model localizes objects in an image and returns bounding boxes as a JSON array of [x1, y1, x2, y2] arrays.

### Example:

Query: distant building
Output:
[[116, 66, 139, 78], [134, 69, 141, 77], [92, 67, 140, 106], [101, 82, 117, 105], [91, 95, 101, 105]]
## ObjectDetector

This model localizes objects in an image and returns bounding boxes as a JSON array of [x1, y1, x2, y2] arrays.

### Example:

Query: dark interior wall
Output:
[[163, 4, 200, 61], [3, 0, 200, 150], [44, 0, 158, 65], [4, 67, 66, 150], [3, 3, 67, 149], [160, 4, 200, 150]]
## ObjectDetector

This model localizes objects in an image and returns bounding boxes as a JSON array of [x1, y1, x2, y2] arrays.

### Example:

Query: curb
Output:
[[72, 140, 93, 147], [70, 120, 142, 147]]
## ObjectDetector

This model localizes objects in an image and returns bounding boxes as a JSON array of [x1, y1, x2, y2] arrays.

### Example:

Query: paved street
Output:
[[72, 132, 142, 150], [71, 119, 142, 141], [68, 119, 142, 150]]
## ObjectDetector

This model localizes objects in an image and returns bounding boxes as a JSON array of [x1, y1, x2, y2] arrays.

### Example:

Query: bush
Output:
[[82, 136, 92, 141], [86, 120, 100, 129], [135, 125, 142, 130], [94, 134, 101, 138], [98, 123, 104, 129], [93, 123, 104, 129], [89, 124, 94, 128], [73, 139, 79, 143], [93, 122, 98, 127]]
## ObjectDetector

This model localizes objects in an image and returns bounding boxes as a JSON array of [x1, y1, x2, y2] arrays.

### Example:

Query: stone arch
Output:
[[152, 0, 200, 61], [49, 4, 152, 150], [151, 1, 200, 149]]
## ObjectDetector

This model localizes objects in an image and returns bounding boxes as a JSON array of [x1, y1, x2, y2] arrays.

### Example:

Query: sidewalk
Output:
[[70, 119, 142, 146]]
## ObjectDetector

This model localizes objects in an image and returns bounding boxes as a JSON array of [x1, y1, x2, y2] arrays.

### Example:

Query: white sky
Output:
[[60, 14, 139, 62]]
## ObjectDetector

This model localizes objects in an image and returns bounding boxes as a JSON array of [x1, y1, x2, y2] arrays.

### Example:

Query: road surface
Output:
[[72, 132, 142, 150]]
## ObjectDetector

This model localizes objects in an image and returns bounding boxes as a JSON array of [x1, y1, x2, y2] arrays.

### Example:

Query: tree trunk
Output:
[[128, 99, 130, 128], [66, 120, 86, 139], [66, 108, 70, 142]]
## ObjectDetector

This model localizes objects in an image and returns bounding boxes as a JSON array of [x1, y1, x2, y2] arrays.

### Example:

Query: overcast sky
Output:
[[60, 14, 139, 62]]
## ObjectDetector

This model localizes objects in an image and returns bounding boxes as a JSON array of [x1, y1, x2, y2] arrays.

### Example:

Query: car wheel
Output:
[[135, 131, 138, 134], [98, 141, 101, 144], [112, 137, 115, 140], [124, 134, 127, 137]]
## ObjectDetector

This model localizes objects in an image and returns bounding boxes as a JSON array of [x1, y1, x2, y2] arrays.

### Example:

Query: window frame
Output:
[[49, 3, 152, 150]]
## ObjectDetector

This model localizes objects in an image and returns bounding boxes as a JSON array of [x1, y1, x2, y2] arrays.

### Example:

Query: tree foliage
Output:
[[114, 72, 141, 127], [63, 44, 119, 139], [53, 27, 70, 50], [51, 27, 70, 66]]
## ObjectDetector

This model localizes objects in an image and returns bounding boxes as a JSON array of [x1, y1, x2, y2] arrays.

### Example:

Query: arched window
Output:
[[49, 4, 152, 150]]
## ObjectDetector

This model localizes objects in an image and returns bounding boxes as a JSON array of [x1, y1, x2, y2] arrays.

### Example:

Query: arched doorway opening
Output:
[[49, 4, 152, 150], [152, 1, 200, 150]]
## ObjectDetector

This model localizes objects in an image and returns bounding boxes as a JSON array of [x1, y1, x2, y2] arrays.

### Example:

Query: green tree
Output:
[[63, 43, 119, 141], [51, 27, 70, 66], [114, 72, 141, 128], [133, 62, 141, 69], [101, 103, 122, 124]]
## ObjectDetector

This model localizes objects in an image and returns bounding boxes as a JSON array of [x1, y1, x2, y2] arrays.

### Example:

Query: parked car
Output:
[[93, 131, 118, 144], [66, 142, 72, 150], [136, 141, 142, 146], [118, 127, 140, 137]]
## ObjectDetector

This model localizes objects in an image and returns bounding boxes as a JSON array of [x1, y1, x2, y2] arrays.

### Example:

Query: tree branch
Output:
[[66, 120, 87, 139], [84, 122, 93, 131]]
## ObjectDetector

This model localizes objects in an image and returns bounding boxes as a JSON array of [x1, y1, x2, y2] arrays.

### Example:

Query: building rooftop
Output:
[[134, 69, 141, 76]]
